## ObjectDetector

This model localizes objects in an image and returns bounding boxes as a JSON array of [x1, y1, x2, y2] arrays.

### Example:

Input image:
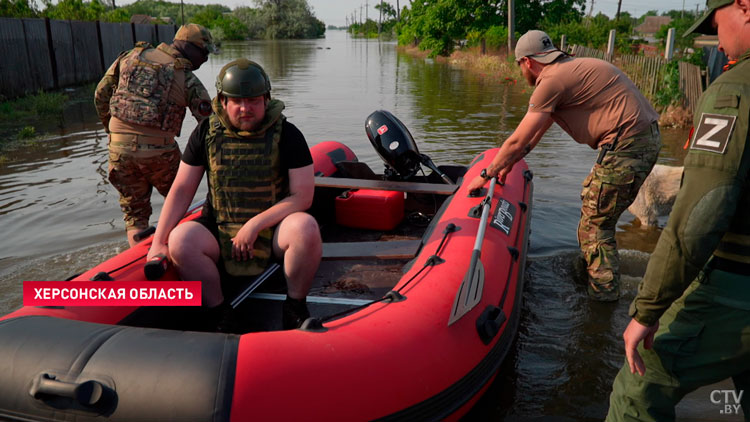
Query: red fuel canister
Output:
[[335, 189, 405, 231]]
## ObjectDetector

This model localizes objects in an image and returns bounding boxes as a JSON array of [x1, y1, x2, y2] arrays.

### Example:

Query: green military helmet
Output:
[[215, 59, 271, 98]]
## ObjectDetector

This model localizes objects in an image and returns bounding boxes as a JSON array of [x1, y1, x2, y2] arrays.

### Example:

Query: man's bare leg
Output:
[[168, 221, 223, 307]]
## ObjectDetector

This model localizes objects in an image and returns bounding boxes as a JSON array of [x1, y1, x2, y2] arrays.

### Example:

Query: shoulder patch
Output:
[[689, 112, 736, 154]]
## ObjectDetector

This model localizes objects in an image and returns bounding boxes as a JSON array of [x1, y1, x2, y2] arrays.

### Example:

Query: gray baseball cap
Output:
[[515, 30, 565, 64]]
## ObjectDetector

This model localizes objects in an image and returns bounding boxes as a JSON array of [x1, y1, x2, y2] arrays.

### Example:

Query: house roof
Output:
[[130, 14, 153, 25], [635, 16, 672, 35]]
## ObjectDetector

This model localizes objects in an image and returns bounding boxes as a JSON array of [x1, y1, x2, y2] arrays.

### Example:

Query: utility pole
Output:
[[508, 0, 515, 54], [615, 0, 622, 20], [682, 0, 685, 18], [378, 1, 382, 34], [180, 0, 185, 26], [588, 0, 594, 17], [360, 4, 363, 24], [397, 0, 400, 21], [365, 1, 369, 22]]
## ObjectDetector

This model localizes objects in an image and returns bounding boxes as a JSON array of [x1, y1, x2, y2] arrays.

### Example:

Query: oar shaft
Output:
[[472, 177, 497, 252]]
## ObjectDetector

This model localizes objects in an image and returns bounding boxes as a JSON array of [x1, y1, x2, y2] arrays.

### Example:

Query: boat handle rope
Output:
[[315, 222, 459, 325]]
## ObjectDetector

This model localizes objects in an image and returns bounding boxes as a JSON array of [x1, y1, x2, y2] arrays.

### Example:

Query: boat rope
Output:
[[497, 170, 533, 310], [317, 223, 457, 324]]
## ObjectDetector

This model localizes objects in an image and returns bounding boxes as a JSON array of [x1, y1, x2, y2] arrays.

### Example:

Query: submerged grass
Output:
[[0, 83, 96, 151]]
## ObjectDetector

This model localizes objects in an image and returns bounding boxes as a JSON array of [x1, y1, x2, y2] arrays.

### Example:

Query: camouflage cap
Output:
[[175, 24, 220, 54], [683, 0, 733, 36], [515, 30, 565, 64]]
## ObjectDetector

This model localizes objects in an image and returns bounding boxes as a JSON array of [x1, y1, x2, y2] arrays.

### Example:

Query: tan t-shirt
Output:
[[528, 57, 659, 149]]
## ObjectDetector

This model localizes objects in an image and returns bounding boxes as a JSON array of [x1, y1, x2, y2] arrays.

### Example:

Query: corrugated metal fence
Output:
[[0, 17, 176, 100]]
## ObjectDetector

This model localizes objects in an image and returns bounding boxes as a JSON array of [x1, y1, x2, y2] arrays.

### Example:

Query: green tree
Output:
[[0, 0, 38, 18], [654, 10, 699, 51], [397, 0, 586, 57], [42, 0, 106, 21], [253, 0, 324, 39]]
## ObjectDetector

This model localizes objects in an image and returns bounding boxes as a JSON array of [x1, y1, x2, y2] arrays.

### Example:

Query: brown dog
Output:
[[628, 164, 684, 227]]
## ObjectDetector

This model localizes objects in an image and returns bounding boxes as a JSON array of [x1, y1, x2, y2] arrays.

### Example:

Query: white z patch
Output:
[[690, 113, 736, 154]]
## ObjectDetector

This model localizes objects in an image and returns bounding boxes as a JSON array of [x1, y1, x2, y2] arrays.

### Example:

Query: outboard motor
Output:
[[365, 110, 454, 184]]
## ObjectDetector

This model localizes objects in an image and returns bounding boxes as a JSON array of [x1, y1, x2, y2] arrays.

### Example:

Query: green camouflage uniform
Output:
[[607, 51, 750, 421], [94, 42, 210, 231], [206, 97, 288, 276], [578, 123, 662, 295]]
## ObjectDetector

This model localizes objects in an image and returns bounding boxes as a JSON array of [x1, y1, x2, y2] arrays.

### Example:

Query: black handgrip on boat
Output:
[[144, 253, 168, 280], [476, 305, 507, 345], [132, 226, 156, 242], [30, 374, 104, 406]]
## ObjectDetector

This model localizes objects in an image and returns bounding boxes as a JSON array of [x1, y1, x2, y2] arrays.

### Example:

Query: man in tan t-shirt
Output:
[[468, 30, 661, 301]]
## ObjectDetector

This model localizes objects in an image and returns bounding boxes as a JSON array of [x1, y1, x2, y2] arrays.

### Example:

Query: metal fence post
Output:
[[607, 29, 616, 60]]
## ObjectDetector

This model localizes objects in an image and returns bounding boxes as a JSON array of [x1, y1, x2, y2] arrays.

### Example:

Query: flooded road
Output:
[[0, 30, 721, 420]]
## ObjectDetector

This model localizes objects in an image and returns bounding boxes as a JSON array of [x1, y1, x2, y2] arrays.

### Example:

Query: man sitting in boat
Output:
[[147, 58, 321, 330]]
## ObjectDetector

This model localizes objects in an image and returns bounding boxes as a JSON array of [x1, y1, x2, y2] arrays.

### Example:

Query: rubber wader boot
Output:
[[282, 297, 310, 330]]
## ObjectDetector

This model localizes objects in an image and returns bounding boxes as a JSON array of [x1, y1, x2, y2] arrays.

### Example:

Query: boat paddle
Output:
[[448, 176, 498, 325], [230, 263, 281, 309]]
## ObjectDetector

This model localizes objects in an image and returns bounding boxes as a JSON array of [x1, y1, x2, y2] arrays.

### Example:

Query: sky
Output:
[[271, 0, 705, 27], [140, 0, 707, 28]]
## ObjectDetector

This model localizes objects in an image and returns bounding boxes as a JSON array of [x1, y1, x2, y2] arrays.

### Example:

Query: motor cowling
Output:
[[365, 110, 422, 180]]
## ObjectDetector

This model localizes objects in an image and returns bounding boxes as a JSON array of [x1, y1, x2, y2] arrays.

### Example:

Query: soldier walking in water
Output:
[[95, 24, 217, 246]]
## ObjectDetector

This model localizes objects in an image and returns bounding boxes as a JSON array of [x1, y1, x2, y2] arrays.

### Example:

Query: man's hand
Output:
[[466, 175, 489, 192], [232, 221, 259, 261], [623, 318, 659, 376], [147, 242, 169, 262]]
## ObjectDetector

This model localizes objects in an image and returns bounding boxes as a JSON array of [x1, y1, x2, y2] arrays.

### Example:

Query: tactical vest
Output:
[[110, 42, 189, 136], [698, 52, 750, 264], [206, 98, 288, 276]]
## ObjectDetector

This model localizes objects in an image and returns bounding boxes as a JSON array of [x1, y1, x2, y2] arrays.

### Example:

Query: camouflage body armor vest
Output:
[[110, 42, 189, 136], [710, 52, 750, 265], [206, 98, 288, 276]]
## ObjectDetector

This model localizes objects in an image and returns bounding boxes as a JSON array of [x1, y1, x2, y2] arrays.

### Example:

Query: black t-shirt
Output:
[[183, 118, 313, 170], [182, 118, 313, 224]]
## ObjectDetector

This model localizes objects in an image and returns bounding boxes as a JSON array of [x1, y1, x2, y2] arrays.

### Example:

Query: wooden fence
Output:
[[0, 17, 176, 100], [678, 61, 703, 113], [615, 54, 666, 102], [569, 44, 705, 113]]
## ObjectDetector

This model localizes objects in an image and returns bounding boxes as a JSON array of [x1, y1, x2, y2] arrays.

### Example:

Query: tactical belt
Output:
[[709, 256, 750, 276], [110, 133, 175, 146], [596, 121, 659, 165]]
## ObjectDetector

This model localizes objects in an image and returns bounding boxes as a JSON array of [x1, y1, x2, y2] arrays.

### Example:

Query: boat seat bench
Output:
[[314, 177, 457, 195], [322, 239, 422, 260]]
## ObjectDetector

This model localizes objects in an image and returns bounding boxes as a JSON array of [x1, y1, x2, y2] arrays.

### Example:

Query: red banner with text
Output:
[[23, 281, 202, 306]]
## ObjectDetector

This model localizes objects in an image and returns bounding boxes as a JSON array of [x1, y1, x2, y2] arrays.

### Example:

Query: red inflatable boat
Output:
[[0, 113, 533, 421]]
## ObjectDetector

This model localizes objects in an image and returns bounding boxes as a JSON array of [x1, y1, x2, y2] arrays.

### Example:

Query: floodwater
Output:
[[1, 30, 732, 420]]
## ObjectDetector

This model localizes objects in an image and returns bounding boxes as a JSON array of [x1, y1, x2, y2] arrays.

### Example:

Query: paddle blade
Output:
[[448, 255, 485, 326]]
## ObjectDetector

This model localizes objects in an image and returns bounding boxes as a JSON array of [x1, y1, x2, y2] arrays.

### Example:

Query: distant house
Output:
[[634, 16, 672, 43], [130, 14, 153, 25]]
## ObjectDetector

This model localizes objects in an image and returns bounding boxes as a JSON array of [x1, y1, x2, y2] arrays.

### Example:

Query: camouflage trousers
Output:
[[578, 122, 661, 288], [108, 135, 181, 231], [606, 266, 750, 421]]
